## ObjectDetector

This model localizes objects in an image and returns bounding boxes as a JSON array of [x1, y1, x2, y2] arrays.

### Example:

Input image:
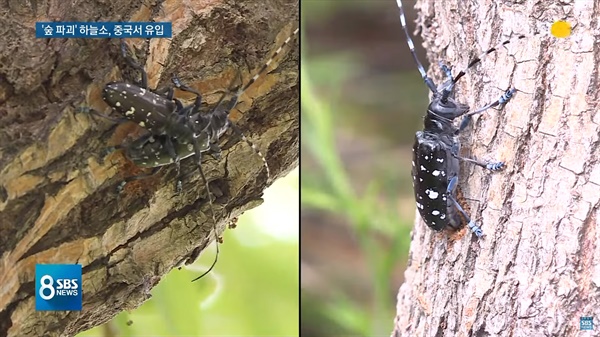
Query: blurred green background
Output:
[[301, 0, 430, 336], [78, 168, 299, 337]]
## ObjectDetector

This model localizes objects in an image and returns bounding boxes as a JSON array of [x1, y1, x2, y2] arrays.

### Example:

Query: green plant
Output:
[[301, 59, 411, 335]]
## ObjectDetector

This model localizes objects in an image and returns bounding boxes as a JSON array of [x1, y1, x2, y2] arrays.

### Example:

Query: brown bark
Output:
[[0, 0, 298, 336], [394, 1, 599, 336]]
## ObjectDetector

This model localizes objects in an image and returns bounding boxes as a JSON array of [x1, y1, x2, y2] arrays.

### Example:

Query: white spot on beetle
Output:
[[147, 112, 151, 117], [115, 102, 121, 107], [420, 165, 427, 171], [412, 161, 415, 167], [187, 144, 193, 151], [437, 158, 444, 163], [140, 88, 146, 95], [125, 107, 135, 116], [126, 84, 131, 88], [122, 91, 127, 95], [425, 189, 439, 199], [441, 171, 446, 176], [424, 155, 429, 160], [440, 214, 446, 219], [419, 178, 423, 182], [432, 170, 440, 176], [416, 202, 424, 209], [152, 99, 157, 104], [432, 210, 440, 215], [139, 121, 145, 127]]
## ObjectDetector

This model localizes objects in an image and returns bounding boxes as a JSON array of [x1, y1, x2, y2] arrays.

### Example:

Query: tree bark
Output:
[[0, 0, 298, 336], [394, 1, 599, 336]]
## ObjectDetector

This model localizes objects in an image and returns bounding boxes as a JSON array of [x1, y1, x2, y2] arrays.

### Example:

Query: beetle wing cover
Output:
[[412, 132, 451, 230]]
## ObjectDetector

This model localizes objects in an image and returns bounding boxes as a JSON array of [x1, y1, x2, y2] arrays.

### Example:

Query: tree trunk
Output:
[[394, 1, 599, 336], [0, 0, 298, 336]]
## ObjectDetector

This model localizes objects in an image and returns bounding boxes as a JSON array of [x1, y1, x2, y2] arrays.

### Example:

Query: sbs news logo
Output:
[[35, 264, 82, 311]]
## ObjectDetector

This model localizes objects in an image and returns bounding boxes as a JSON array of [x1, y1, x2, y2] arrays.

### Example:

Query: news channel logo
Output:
[[580, 316, 593, 331], [35, 264, 82, 311]]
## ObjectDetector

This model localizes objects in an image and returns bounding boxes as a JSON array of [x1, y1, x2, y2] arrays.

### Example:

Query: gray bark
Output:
[[0, 0, 298, 336], [394, 1, 599, 336]]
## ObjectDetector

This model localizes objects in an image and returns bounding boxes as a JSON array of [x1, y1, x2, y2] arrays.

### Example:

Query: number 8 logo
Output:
[[39, 275, 55, 300]]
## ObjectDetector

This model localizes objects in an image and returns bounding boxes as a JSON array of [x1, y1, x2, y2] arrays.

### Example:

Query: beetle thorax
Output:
[[428, 96, 469, 118], [423, 113, 456, 135]]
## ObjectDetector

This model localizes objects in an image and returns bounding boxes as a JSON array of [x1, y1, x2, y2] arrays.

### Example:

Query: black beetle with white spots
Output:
[[81, 27, 299, 280], [396, 0, 525, 238]]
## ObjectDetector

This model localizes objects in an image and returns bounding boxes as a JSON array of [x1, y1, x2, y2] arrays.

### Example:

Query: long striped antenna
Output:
[[221, 26, 299, 183], [230, 123, 271, 181], [396, 0, 437, 93], [439, 34, 527, 102], [190, 27, 298, 281], [396, 0, 529, 101], [241, 27, 299, 93], [451, 35, 527, 84]]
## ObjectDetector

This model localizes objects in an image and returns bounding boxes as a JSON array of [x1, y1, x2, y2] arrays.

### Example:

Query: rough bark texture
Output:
[[394, 1, 598, 336], [0, 0, 298, 336]]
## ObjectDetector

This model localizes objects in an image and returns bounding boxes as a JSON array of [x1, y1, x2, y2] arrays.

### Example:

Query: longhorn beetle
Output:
[[396, 0, 525, 237], [83, 26, 299, 280], [100, 27, 299, 183], [105, 69, 245, 191]]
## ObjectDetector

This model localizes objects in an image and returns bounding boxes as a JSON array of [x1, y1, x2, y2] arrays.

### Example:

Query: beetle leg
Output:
[[450, 142, 504, 171], [447, 177, 483, 237], [458, 87, 516, 132], [208, 143, 222, 160], [77, 106, 129, 124], [171, 74, 202, 119], [163, 136, 182, 193], [120, 39, 148, 88], [155, 86, 175, 100], [454, 153, 505, 171]]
